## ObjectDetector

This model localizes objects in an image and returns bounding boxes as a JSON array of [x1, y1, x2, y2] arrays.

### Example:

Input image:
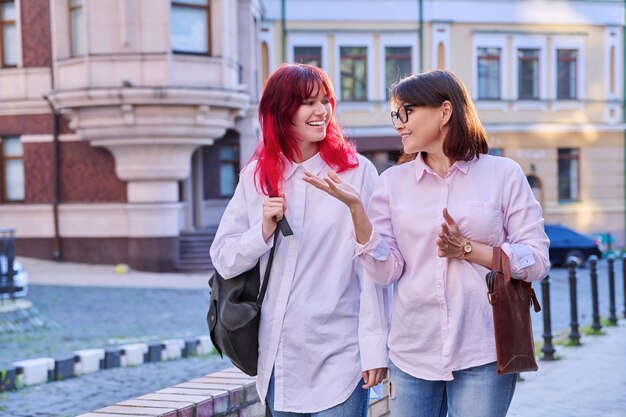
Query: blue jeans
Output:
[[389, 360, 517, 417], [266, 371, 369, 417]]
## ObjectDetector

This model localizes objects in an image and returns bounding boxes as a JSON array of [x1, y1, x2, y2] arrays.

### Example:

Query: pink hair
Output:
[[253, 63, 358, 196]]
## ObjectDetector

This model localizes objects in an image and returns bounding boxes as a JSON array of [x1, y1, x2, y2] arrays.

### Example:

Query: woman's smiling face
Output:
[[292, 84, 332, 150]]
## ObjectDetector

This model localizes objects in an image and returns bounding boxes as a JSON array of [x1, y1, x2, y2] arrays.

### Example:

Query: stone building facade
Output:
[[0, 0, 263, 271]]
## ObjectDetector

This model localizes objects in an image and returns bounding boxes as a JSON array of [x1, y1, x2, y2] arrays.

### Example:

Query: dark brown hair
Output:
[[390, 70, 489, 164]]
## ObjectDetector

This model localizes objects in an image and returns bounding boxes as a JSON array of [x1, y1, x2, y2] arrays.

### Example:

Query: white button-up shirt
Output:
[[356, 153, 550, 381], [210, 153, 389, 412]]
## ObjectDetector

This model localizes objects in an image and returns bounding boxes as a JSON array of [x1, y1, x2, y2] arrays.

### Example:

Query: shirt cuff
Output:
[[355, 231, 390, 261], [359, 334, 389, 372], [501, 242, 536, 275], [239, 220, 274, 259]]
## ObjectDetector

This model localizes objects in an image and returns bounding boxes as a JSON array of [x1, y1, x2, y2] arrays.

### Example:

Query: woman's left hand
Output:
[[302, 170, 361, 207], [437, 208, 467, 258], [362, 367, 387, 389]]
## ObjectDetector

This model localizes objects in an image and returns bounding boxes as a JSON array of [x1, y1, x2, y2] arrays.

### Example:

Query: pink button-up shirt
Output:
[[356, 153, 550, 381], [210, 153, 389, 412]]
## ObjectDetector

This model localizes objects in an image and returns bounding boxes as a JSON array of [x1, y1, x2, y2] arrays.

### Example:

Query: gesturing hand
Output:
[[302, 170, 361, 208], [436, 208, 467, 258], [262, 196, 286, 241]]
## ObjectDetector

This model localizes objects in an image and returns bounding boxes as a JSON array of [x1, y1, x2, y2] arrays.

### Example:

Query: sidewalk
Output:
[[508, 320, 626, 417], [18, 256, 211, 289]]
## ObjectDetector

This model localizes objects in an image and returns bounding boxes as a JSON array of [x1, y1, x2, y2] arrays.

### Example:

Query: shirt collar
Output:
[[412, 152, 474, 181], [282, 152, 326, 181]]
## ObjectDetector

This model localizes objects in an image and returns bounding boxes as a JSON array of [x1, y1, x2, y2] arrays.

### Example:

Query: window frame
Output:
[[0, 0, 17, 68], [552, 36, 585, 102], [68, 0, 86, 57], [293, 46, 323, 68], [476, 47, 502, 100], [511, 35, 547, 103], [557, 148, 581, 203], [339, 46, 368, 102], [0, 136, 25, 203], [556, 49, 577, 100], [380, 33, 418, 102], [472, 34, 509, 106], [334, 34, 373, 102], [170, 0, 211, 56], [517, 48, 541, 100]]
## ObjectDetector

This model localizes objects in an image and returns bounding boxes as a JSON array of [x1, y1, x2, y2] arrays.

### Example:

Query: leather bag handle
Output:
[[257, 217, 293, 307]]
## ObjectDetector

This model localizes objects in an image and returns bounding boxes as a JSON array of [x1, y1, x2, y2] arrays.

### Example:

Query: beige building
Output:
[[260, 0, 626, 247], [0, 0, 263, 271]]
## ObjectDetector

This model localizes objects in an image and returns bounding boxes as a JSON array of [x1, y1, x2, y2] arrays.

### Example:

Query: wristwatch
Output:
[[461, 241, 472, 258]]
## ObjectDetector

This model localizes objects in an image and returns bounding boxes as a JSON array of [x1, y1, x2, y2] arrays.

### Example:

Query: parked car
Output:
[[545, 224, 602, 267]]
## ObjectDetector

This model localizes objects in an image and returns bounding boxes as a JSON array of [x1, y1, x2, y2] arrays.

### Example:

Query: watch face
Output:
[[463, 243, 472, 253]]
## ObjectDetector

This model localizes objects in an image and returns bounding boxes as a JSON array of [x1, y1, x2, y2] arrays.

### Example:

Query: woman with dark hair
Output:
[[304, 70, 549, 417], [210, 63, 388, 416]]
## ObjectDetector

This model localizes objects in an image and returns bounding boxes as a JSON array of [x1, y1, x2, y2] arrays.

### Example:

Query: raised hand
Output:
[[436, 208, 466, 258], [302, 170, 361, 207], [262, 196, 286, 241]]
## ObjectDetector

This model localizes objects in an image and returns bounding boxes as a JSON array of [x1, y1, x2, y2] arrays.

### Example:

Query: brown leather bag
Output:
[[485, 247, 541, 375]]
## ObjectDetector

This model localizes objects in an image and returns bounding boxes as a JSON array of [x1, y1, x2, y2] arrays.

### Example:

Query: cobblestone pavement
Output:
[[0, 258, 625, 417], [509, 319, 626, 417], [1, 284, 211, 368], [0, 354, 231, 417]]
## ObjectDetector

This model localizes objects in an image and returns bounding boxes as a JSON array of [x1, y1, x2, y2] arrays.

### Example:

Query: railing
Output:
[[540, 254, 625, 361], [0, 228, 17, 301]]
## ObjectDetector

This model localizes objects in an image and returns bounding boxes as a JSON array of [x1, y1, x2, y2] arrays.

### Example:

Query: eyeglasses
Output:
[[391, 104, 420, 125]]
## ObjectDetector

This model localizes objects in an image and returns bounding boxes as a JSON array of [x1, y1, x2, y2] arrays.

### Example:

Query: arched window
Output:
[[437, 42, 445, 69]]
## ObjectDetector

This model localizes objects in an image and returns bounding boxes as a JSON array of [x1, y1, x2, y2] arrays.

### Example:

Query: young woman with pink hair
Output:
[[210, 63, 388, 417]]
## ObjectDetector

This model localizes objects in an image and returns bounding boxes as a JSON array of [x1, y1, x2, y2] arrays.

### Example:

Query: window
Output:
[[385, 47, 411, 99], [518, 48, 540, 100], [203, 138, 240, 199], [477, 47, 501, 100], [171, 0, 210, 54], [218, 145, 238, 198], [557, 49, 577, 100], [1, 0, 16, 67], [488, 148, 503, 157], [1, 137, 25, 202], [340, 46, 367, 101], [294, 46, 322, 67], [558, 148, 580, 202], [69, 0, 85, 57]]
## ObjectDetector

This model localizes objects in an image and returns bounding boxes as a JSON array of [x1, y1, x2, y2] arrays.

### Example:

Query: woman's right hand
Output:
[[262, 196, 286, 241]]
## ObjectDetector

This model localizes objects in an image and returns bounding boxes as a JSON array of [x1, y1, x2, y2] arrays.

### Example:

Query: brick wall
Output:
[[59, 141, 127, 203], [24, 141, 127, 204], [20, 0, 52, 67]]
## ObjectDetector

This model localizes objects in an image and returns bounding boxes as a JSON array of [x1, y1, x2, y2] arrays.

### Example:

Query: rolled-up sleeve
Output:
[[501, 161, 550, 282], [209, 168, 272, 279]]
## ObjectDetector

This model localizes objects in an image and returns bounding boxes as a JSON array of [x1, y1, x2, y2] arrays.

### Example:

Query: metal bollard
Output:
[[567, 256, 581, 345], [607, 255, 618, 324], [540, 274, 556, 360], [589, 256, 602, 332]]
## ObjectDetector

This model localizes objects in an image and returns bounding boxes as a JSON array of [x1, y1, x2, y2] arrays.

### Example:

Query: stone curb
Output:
[[0, 334, 216, 392]]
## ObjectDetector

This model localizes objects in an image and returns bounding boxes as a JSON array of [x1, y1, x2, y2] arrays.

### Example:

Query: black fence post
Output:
[[567, 257, 581, 345], [607, 255, 618, 325], [589, 256, 602, 332], [622, 254, 626, 318], [540, 274, 556, 360]]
